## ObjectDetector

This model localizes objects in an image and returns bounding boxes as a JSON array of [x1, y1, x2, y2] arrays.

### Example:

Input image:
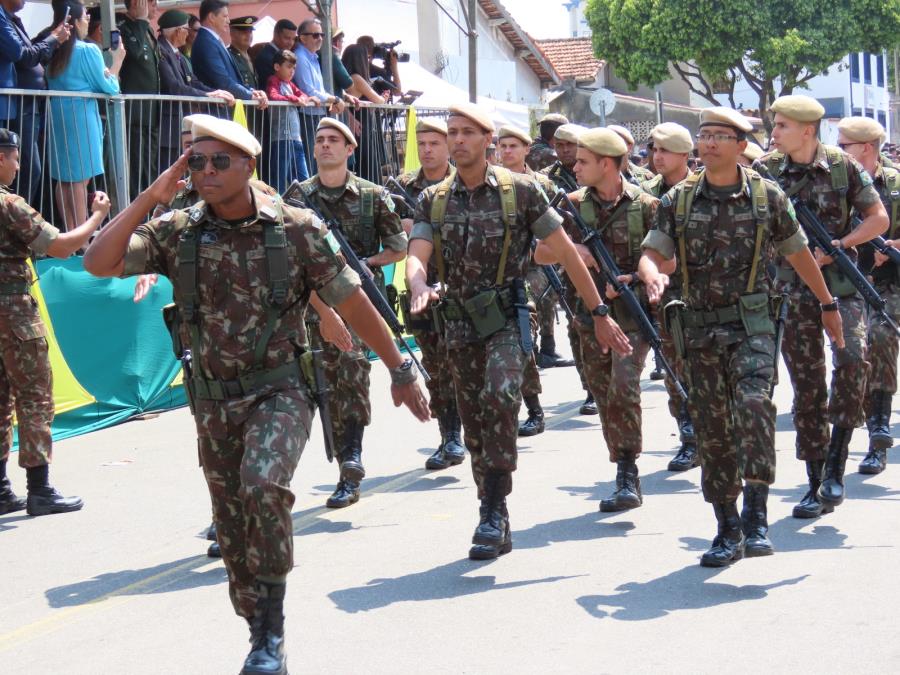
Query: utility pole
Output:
[[467, 0, 477, 102], [320, 0, 334, 93]]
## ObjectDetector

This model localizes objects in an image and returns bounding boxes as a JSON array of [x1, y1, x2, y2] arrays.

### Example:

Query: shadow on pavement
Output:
[[576, 565, 808, 621], [0, 513, 30, 532]]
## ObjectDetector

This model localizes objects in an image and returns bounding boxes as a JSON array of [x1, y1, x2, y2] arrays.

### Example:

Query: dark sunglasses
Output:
[[187, 152, 248, 172], [302, 32, 324, 38]]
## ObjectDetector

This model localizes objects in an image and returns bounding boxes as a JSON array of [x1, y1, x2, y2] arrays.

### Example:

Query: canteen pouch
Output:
[[738, 292, 776, 336], [464, 288, 508, 339], [162, 303, 184, 359], [663, 299, 687, 359], [823, 263, 858, 298]]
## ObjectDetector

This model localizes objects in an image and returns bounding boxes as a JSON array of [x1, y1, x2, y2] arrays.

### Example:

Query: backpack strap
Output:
[[493, 166, 517, 286], [745, 169, 770, 294], [177, 205, 207, 361], [430, 171, 457, 286], [359, 183, 376, 254], [626, 198, 645, 262], [883, 166, 900, 238], [254, 196, 289, 367], [824, 145, 849, 229], [674, 171, 703, 293]]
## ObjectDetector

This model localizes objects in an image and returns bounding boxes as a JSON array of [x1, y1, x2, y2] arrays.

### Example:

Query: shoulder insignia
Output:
[[259, 205, 277, 220], [159, 210, 175, 222], [860, 170, 874, 188], [323, 229, 341, 255]]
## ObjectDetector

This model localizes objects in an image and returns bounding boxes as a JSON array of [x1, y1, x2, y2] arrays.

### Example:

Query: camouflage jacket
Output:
[[863, 162, 900, 286], [411, 164, 563, 347], [122, 185, 360, 382], [624, 161, 653, 186], [396, 165, 453, 202], [156, 178, 277, 216], [641, 170, 692, 199], [526, 138, 556, 172], [540, 161, 578, 193], [0, 185, 58, 294], [644, 165, 808, 313]]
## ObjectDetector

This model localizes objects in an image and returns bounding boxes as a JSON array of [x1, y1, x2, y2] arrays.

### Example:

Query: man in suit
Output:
[[0, 0, 70, 205], [191, 0, 267, 107], [253, 18, 296, 86]]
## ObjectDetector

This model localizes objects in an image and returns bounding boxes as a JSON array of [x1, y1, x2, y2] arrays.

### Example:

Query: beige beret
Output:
[[770, 95, 825, 122], [741, 143, 765, 162], [650, 122, 693, 153], [190, 115, 261, 156], [539, 112, 569, 125], [497, 125, 531, 145], [448, 103, 495, 133], [607, 124, 635, 146], [837, 116, 886, 145], [554, 123, 587, 144], [699, 106, 754, 133], [416, 118, 448, 136], [578, 127, 628, 157], [317, 117, 357, 147]]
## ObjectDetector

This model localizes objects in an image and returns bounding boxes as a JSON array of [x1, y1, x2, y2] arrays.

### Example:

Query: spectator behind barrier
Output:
[[254, 17, 296, 86], [182, 14, 200, 62], [264, 49, 313, 192]]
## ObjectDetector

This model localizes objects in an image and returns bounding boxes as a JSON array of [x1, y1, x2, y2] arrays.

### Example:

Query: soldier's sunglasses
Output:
[[187, 152, 249, 172]]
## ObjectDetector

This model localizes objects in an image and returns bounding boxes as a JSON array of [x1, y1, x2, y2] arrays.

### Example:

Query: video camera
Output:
[[373, 39, 410, 63]]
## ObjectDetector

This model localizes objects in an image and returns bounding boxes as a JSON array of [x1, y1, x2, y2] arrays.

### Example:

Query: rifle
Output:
[[305, 327, 336, 462], [872, 235, 900, 267], [771, 289, 790, 397], [536, 257, 574, 322], [511, 277, 533, 354], [757, 167, 900, 337], [282, 182, 431, 381], [551, 190, 688, 400], [385, 176, 416, 218], [548, 162, 578, 192]]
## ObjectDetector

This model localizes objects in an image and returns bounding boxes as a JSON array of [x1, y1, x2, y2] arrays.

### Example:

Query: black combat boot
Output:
[[338, 423, 365, 483], [668, 407, 699, 471], [700, 501, 745, 567], [518, 395, 545, 437], [599, 455, 642, 512], [425, 408, 466, 470], [741, 483, 774, 557], [792, 460, 833, 518], [25, 465, 83, 516], [0, 475, 26, 515], [819, 426, 852, 507], [536, 334, 574, 368], [207, 542, 222, 558], [241, 580, 287, 675], [325, 479, 360, 508], [859, 445, 887, 475], [579, 392, 598, 416], [207, 522, 217, 541], [469, 471, 512, 560], [865, 390, 894, 450]]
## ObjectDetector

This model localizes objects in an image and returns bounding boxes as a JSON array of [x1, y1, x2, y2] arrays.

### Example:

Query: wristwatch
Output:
[[389, 358, 417, 386], [821, 297, 839, 312], [591, 303, 610, 318]]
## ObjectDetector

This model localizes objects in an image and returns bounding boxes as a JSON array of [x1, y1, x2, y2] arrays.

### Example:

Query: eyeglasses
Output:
[[837, 142, 867, 150], [696, 133, 739, 144], [187, 152, 249, 172], [302, 32, 324, 38]]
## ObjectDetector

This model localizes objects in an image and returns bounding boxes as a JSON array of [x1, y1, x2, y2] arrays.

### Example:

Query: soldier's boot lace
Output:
[[536, 334, 574, 368], [865, 389, 894, 451], [818, 426, 852, 507], [700, 501, 745, 567], [859, 445, 887, 475], [26, 487, 83, 516], [741, 483, 774, 557], [792, 460, 833, 518], [600, 456, 642, 512], [469, 471, 512, 560], [518, 395, 545, 437], [579, 392, 598, 416], [338, 423, 366, 483], [241, 580, 287, 675], [668, 408, 699, 471], [0, 477, 26, 515], [325, 479, 360, 509], [426, 408, 466, 470]]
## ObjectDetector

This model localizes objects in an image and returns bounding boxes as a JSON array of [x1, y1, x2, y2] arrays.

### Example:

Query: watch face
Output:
[[592, 304, 609, 317]]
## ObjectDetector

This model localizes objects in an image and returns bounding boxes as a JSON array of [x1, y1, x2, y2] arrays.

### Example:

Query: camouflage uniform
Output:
[[759, 145, 881, 460], [0, 186, 59, 470], [644, 167, 808, 503], [120, 185, 360, 619], [411, 165, 563, 498], [624, 160, 653, 186], [526, 138, 557, 172]]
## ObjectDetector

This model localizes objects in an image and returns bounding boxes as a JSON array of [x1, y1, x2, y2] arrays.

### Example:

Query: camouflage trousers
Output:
[[780, 284, 869, 460], [657, 303, 684, 421], [526, 264, 557, 337], [194, 380, 313, 619], [308, 320, 371, 444], [411, 327, 457, 419], [564, 283, 588, 393], [865, 285, 900, 398], [0, 298, 54, 468], [447, 326, 526, 497], [522, 310, 542, 398], [683, 334, 777, 503], [577, 319, 650, 460]]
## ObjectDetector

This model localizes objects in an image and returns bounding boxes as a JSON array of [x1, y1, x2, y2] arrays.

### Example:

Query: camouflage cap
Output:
[[416, 118, 448, 136], [448, 103, 495, 133], [607, 124, 635, 146], [229, 16, 257, 30], [699, 106, 754, 133], [770, 95, 825, 122], [578, 128, 628, 157], [497, 125, 532, 145], [837, 116, 886, 146], [158, 9, 191, 30], [317, 117, 358, 147], [741, 142, 765, 162], [554, 123, 587, 144], [650, 122, 693, 153], [191, 115, 262, 156], [539, 113, 569, 125]]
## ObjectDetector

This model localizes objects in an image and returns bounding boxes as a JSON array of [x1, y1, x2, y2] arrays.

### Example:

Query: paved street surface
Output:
[[2, 327, 899, 674]]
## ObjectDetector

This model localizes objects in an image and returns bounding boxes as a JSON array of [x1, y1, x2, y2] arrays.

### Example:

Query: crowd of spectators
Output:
[[0, 0, 406, 228]]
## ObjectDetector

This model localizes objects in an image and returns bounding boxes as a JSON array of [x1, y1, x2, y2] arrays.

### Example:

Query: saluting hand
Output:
[[391, 380, 430, 422], [147, 152, 189, 205]]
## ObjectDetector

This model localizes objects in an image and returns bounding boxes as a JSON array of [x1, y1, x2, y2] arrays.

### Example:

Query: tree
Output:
[[585, 0, 900, 130]]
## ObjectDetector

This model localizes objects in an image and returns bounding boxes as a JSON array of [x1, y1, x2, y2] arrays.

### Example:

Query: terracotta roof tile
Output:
[[535, 37, 604, 83]]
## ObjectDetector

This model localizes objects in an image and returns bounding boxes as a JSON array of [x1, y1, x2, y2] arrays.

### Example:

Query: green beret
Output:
[[770, 95, 825, 123], [158, 9, 191, 30], [229, 16, 258, 30], [578, 128, 627, 158]]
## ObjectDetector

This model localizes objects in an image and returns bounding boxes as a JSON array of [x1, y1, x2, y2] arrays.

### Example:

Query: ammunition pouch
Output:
[[297, 351, 318, 410], [440, 286, 516, 340], [823, 263, 859, 298], [161, 303, 184, 359], [663, 300, 687, 359], [399, 290, 437, 333], [189, 360, 305, 401], [738, 292, 776, 336]]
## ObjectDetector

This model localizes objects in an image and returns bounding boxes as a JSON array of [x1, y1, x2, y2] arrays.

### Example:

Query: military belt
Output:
[[439, 287, 517, 323], [775, 267, 797, 284], [190, 360, 303, 401], [680, 304, 742, 329], [0, 281, 29, 294]]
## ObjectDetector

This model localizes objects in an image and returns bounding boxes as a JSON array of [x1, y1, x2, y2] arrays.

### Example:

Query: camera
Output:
[[373, 40, 410, 63]]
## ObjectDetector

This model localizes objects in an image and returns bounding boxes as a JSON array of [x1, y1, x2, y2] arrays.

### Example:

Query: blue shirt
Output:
[[292, 44, 327, 114]]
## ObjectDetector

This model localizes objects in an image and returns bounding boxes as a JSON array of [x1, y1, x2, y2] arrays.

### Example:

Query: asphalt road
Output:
[[2, 327, 899, 674]]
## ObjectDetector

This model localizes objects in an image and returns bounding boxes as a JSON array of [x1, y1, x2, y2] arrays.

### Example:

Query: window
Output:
[[877, 53, 885, 87], [852, 108, 862, 117], [864, 52, 872, 84], [850, 53, 860, 82], [878, 110, 887, 127]]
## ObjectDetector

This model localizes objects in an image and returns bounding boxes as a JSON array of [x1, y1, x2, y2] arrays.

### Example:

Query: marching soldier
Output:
[[395, 118, 466, 470], [641, 122, 699, 471], [407, 103, 632, 560], [537, 128, 660, 512], [608, 124, 653, 184], [84, 116, 428, 675], [298, 118, 408, 509], [639, 107, 844, 566], [836, 116, 900, 474], [526, 112, 568, 171], [759, 95, 888, 518]]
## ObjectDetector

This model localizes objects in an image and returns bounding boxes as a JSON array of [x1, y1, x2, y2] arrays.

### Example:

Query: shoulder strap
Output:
[[825, 145, 850, 228], [885, 167, 900, 237], [493, 167, 517, 287], [626, 198, 645, 261], [430, 172, 457, 286], [674, 171, 703, 293], [578, 188, 596, 225], [745, 170, 770, 294], [255, 197, 289, 368], [177, 209, 205, 363], [764, 152, 784, 177]]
